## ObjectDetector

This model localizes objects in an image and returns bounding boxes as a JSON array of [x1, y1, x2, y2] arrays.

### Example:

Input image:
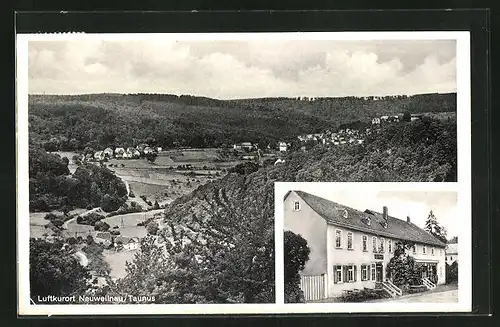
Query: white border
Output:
[[16, 31, 471, 315]]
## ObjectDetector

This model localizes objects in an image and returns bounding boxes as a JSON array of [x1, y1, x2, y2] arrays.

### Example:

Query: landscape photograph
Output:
[[23, 35, 458, 306]]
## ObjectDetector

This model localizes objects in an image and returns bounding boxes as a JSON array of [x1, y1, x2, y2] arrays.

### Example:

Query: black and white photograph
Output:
[[16, 31, 471, 315], [282, 186, 459, 304]]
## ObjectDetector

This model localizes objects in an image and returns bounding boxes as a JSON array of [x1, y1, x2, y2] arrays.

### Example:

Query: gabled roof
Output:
[[446, 243, 458, 254], [289, 190, 446, 248], [95, 232, 112, 241]]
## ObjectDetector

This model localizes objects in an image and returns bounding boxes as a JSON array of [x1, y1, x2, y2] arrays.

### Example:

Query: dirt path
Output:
[[74, 251, 89, 267]]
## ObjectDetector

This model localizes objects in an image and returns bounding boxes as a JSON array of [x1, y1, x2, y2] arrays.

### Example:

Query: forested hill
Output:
[[115, 117, 456, 303], [28, 92, 456, 151]]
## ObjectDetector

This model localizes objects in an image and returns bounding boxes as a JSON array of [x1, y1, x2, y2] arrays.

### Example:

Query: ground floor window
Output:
[[334, 264, 357, 283], [334, 265, 343, 284], [347, 265, 355, 282], [371, 263, 376, 280], [361, 264, 370, 281]]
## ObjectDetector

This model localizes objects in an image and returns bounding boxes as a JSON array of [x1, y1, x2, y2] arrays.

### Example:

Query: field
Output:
[[103, 148, 242, 204], [30, 148, 243, 244], [103, 209, 163, 238], [103, 249, 138, 279], [30, 208, 92, 238]]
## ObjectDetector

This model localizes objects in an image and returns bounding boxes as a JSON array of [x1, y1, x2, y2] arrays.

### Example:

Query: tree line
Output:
[[28, 92, 456, 151], [29, 146, 128, 212]]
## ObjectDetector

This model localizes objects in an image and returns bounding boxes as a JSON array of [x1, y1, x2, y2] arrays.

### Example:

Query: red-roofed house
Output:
[[284, 190, 446, 301]]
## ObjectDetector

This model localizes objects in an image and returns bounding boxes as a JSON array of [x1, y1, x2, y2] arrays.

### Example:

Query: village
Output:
[[31, 112, 428, 286], [232, 113, 424, 163], [75, 112, 424, 167]]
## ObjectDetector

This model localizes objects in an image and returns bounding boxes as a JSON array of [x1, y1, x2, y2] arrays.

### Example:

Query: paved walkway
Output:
[[378, 290, 458, 303]]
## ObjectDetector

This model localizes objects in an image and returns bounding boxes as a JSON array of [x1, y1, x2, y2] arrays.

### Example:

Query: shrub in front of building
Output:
[[338, 288, 389, 302]]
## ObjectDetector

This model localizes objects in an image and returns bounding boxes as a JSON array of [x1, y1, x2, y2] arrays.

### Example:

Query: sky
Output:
[[27, 39, 457, 99], [286, 186, 458, 239]]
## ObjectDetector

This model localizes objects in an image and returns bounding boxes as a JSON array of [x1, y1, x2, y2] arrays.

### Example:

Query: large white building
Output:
[[284, 190, 447, 301]]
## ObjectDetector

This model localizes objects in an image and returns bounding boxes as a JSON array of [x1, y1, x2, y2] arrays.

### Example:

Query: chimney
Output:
[[383, 206, 388, 221], [407, 216, 411, 223]]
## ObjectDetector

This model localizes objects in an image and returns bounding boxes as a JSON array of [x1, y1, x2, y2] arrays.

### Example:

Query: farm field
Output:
[[103, 249, 138, 279], [32, 148, 245, 241], [103, 209, 163, 238]]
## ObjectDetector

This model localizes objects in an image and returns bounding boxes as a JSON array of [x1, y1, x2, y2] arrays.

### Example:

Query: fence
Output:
[[300, 274, 326, 302]]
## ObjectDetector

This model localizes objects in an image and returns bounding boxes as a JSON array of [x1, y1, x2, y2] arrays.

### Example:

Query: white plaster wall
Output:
[[284, 192, 327, 276]]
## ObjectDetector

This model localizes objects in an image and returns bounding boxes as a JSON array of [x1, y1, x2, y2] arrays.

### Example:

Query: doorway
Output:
[[376, 263, 383, 282]]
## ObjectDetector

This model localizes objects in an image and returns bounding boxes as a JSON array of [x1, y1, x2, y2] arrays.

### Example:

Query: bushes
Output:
[[229, 162, 260, 175], [106, 204, 143, 217], [78, 212, 105, 226], [109, 230, 121, 236], [52, 218, 64, 228], [100, 194, 123, 212], [94, 221, 110, 232], [407, 285, 428, 294], [446, 262, 458, 284], [146, 221, 159, 235], [44, 213, 60, 221], [284, 231, 310, 303], [338, 288, 389, 302]]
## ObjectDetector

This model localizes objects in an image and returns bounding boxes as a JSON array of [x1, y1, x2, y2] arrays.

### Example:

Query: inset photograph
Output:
[[282, 185, 460, 304]]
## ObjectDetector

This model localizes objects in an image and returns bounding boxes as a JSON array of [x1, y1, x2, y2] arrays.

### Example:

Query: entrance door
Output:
[[376, 263, 383, 282], [430, 264, 437, 283]]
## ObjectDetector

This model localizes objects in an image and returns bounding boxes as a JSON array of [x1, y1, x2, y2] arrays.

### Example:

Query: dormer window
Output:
[[293, 201, 300, 211], [343, 209, 348, 218]]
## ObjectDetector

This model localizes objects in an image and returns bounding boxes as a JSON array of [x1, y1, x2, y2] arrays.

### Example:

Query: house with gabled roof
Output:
[[114, 236, 140, 250], [445, 242, 458, 264], [94, 232, 112, 246], [103, 148, 114, 158], [114, 147, 125, 159], [284, 190, 446, 301]]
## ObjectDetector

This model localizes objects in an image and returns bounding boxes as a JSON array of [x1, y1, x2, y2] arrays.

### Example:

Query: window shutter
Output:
[[343, 265, 348, 283], [334, 266, 338, 284], [354, 265, 357, 282]]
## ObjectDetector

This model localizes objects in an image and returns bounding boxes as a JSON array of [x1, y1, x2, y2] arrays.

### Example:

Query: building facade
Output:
[[445, 243, 458, 264], [284, 190, 447, 299]]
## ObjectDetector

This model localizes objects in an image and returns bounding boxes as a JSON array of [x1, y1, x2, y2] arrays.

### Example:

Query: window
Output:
[[371, 263, 376, 280], [412, 245, 416, 254], [450, 256, 453, 261], [335, 230, 342, 248], [334, 265, 343, 284], [388, 240, 392, 253], [361, 264, 369, 281], [423, 245, 426, 254], [293, 201, 300, 211], [431, 247, 434, 256], [379, 237, 385, 253], [347, 265, 355, 282], [440, 266, 443, 276], [362, 235, 367, 252], [372, 236, 377, 252], [347, 232, 353, 250]]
